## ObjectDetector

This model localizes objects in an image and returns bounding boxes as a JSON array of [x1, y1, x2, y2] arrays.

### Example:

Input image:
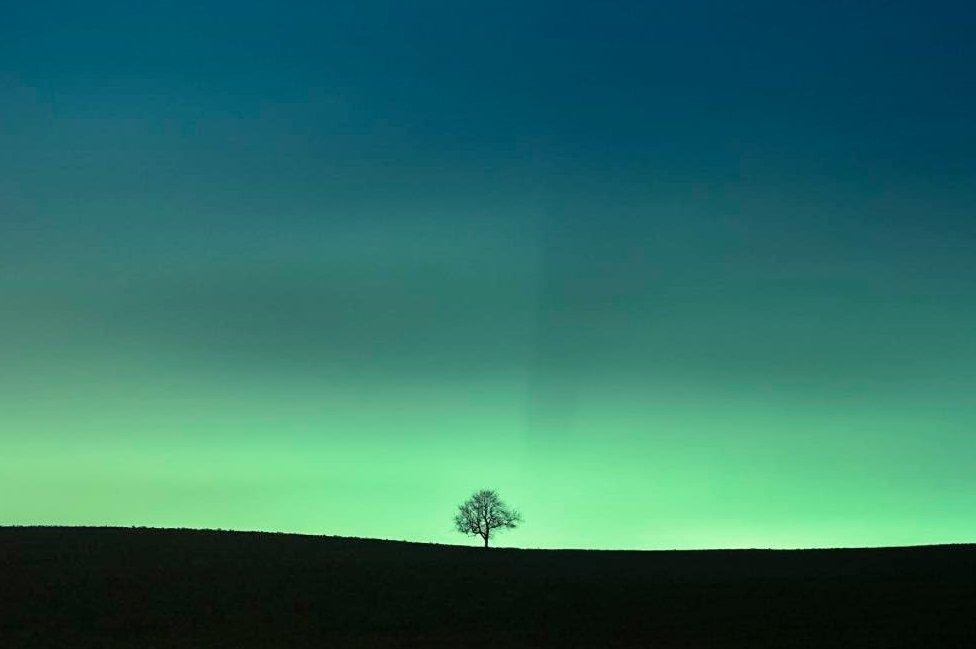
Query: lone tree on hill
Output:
[[454, 489, 522, 548]]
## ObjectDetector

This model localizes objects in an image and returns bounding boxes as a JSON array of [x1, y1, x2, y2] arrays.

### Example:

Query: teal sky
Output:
[[2, 1, 975, 549]]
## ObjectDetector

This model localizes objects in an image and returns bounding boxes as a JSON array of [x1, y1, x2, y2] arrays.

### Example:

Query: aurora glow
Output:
[[2, 1, 975, 549]]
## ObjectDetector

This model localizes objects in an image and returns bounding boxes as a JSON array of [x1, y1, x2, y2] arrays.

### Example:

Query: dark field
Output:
[[2, 527, 974, 648]]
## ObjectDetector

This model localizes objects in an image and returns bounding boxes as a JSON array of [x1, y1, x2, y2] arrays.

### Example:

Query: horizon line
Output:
[[3, 524, 974, 553]]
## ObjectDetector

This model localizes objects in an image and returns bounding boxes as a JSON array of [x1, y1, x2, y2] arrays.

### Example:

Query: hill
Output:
[[1, 526, 973, 647]]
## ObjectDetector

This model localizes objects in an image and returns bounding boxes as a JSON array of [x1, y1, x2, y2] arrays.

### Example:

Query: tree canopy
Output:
[[454, 489, 522, 548]]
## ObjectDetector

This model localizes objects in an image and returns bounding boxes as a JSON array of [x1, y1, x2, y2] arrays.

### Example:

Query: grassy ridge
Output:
[[2, 527, 974, 647]]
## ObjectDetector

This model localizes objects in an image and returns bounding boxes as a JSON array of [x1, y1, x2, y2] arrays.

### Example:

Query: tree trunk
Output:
[[483, 534, 489, 548]]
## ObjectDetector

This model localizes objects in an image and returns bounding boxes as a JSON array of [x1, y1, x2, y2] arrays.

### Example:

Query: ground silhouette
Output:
[[1, 527, 974, 648]]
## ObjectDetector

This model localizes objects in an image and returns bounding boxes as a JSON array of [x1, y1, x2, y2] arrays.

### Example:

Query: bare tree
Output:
[[454, 489, 522, 548]]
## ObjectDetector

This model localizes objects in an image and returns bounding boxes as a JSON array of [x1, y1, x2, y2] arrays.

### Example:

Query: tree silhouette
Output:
[[454, 489, 522, 548]]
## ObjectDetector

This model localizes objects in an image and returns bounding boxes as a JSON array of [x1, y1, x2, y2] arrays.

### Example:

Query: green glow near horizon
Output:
[[4, 326, 975, 549]]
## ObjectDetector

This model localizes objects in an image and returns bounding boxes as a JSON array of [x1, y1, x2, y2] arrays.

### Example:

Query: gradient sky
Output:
[[2, 1, 975, 549]]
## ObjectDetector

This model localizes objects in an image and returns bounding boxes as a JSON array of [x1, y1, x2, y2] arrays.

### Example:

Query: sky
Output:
[[2, 0, 975, 549]]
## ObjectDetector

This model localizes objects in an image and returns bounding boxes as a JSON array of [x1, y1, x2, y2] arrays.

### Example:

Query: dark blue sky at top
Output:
[[7, 1, 975, 163], [3, 0, 975, 383], [3, 1, 976, 547]]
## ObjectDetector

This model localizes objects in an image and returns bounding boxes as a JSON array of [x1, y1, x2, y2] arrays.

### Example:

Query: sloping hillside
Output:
[[1, 527, 973, 647]]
